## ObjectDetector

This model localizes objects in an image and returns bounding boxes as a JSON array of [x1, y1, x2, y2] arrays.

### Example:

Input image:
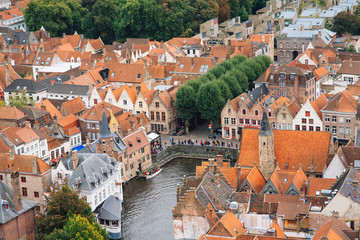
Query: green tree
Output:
[[220, 60, 234, 71], [253, 56, 267, 72], [254, 55, 272, 68], [37, 185, 93, 239], [331, 12, 360, 36], [191, 0, 218, 28], [238, 63, 256, 83], [208, 65, 227, 78], [346, 45, 356, 52], [83, 0, 117, 44], [9, 88, 34, 109], [239, 7, 248, 22], [220, 73, 243, 97], [246, 59, 263, 78], [175, 86, 198, 134], [24, 0, 86, 36], [46, 215, 108, 240], [228, 0, 241, 18], [230, 54, 247, 65], [214, 80, 233, 101], [229, 68, 249, 91], [196, 82, 225, 133], [218, 0, 231, 22], [186, 79, 202, 93], [240, 0, 252, 15]]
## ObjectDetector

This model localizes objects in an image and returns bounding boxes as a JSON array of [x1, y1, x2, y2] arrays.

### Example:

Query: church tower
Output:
[[96, 109, 116, 158], [258, 109, 275, 180]]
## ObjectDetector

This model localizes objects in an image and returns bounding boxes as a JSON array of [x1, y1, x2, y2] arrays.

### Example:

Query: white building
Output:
[[46, 84, 91, 107], [0, 7, 25, 31], [292, 99, 323, 131], [4, 79, 47, 104]]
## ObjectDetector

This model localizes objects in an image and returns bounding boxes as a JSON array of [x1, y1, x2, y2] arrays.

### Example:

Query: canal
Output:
[[121, 158, 201, 240]]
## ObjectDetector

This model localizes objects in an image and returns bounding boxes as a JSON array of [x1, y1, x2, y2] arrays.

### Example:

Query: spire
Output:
[[100, 109, 111, 138], [259, 108, 273, 136]]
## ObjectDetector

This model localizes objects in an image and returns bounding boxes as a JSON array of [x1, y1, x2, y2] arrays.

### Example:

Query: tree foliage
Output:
[[24, 0, 86, 37], [196, 82, 225, 122], [218, 0, 231, 22], [175, 86, 198, 121], [8, 89, 34, 109], [331, 12, 360, 36], [46, 215, 108, 240], [37, 185, 93, 239]]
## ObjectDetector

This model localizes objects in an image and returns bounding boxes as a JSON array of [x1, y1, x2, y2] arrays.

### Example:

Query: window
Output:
[[155, 102, 159, 108], [332, 116, 336, 122], [325, 116, 329, 122], [339, 126, 344, 134], [283, 114, 286, 120], [106, 220, 110, 226], [123, 100, 127, 105], [112, 220, 119, 227], [309, 126, 314, 131], [224, 117, 229, 124], [231, 118, 236, 125], [325, 125, 329, 131], [296, 125, 300, 130], [290, 74, 295, 81], [316, 126, 320, 131], [268, 112, 272, 117], [199, 65, 209, 73], [137, 73, 141, 79], [111, 72, 115, 78], [279, 43, 283, 48], [332, 126, 337, 134], [255, 110, 258, 115], [236, 32, 242, 39], [228, 109, 231, 114], [279, 73, 285, 78], [150, 111, 154, 120], [286, 43, 290, 48], [305, 111, 310, 117], [239, 119, 244, 124], [21, 177, 26, 183], [35, 206, 40, 212], [280, 82, 285, 88], [139, 101, 143, 108], [302, 118, 306, 124], [346, 127, 351, 135], [252, 120, 256, 125], [180, 64, 184, 68], [280, 91, 285, 96], [346, 118, 351, 124], [302, 125, 306, 131], [339, 117, 344, 123], [95, 195, 98, 206], [161, 112, 165, 121], [309, 119, 313, 124], [34, 192, 39, 198], [0, 175, 2, 181], [22, 187, 27, 196], [278, 124, 281, 129]]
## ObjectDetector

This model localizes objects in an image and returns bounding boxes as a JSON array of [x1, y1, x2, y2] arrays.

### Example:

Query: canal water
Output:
[[121, 158, 201, 240]]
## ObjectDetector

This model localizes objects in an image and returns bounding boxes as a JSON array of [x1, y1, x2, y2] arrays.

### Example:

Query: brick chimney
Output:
[[72, 150, 79, 170], [11, 171, 23, 212], [208, 158, 216, 173], [294, 75, 299, 101], [31, 158, 37, 174], [216, 155, 223, 167], [86, 134, 91, 148], [41, 102, 46, 111], [9, 145, 15, 159]]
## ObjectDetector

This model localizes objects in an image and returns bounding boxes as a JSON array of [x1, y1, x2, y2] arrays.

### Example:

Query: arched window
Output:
[[242, 109, 246, 114], [255, 110, 259, 115]]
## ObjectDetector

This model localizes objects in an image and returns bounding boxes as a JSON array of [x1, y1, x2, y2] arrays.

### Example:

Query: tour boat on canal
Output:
[[145, 168, 162, 179]]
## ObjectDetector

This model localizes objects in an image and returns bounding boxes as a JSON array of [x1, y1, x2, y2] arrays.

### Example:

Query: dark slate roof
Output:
[[246, 84, 269, 109], [38, 75, 71, 89], [80, 132, 127, 154], [47, 84, 90, 96], [0, 180, 38, 224], [100, 110, 111, 139], [4, 79, 46, 93], [20, 106, 49, 120], [248, 194, 278, 214], [336, 168, 360, 204], [14, 32, 30, 45], [94, 195, 121, 221], [67, 153, 118, 192], [195, 172, 234, 211]]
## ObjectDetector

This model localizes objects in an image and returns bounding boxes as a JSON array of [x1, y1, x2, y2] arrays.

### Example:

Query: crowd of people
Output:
[[151, 140, 163, 155]]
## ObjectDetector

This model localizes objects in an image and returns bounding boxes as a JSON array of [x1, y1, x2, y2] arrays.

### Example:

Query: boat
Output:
[[145, 168, 162, 180]]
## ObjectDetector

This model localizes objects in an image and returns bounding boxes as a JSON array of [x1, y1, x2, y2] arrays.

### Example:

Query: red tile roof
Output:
[[0, 106, 25, 120], [0, 153, 50, 174]]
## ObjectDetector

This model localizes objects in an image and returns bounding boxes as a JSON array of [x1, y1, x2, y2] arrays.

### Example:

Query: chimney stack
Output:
[[86, 134, 91, 148], [216, 155, 223, 167], [72, 150, 79, 170], [31, 158, 37, 174], [10, 145, 15, 159], [208, 158, 216, 173], [11, 171, 23, 212], [41, 102, 46, 111]]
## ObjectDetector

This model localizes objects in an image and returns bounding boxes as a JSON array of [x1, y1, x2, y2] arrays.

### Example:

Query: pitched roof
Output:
[[338, 60, 360, 75], [1, 126, 40, 146], [47, 84, 90, 96], [238, 129, 331, 173], [61, 97, 85, 116], [322, 90, 356, 113], [270, 221, 286, 238], [0, 106, 25, 120], [313, 67, 328, 80], [80, 102, 122, 121], [0, 7, 23, 21], [315, 94, 328, 111], [122, 128, 149, 155], [0, 153, 50, 174], [307, 177, 337, 196], [58, 114, 79, 129], [5, 78, 46, 93], [0, 64, 21, 91], [246, 166, 266, 193], [206, 211, 246, 237], [313, 218, 352, 240], [97, 62, 145, 84], [35, 99, 63, 119]]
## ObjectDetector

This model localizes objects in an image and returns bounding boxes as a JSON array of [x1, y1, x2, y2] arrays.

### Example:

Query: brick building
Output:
[[0, 171, 38, 240], [0, 106, 26, 128]]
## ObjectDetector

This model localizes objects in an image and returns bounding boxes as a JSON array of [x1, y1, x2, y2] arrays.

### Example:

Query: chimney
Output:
[[214, 173, 220, 185], [72, 150, 78, 170], [11, 171, 23, 212], [53, 115, 58, 124], [31, 158, 37, 174], [208, 158, 216, 173], [216, 155, 223, 167], [294, 75, 299, 101], [86, 134, 91, 148], [136, 85, 141, 95], [10, 145, 15, 159], [41, 102, 46, 111]]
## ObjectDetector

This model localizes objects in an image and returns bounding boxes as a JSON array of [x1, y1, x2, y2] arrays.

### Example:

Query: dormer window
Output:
[[290, 74, 295, 81], [180, 64, 184, 69], [137, 73, 141, 79], [111, 72, 115, 78], [279, 73, 286, 78]]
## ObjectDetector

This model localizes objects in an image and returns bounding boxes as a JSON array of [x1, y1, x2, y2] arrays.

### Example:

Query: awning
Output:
[[72, 145, 85, 152], [147, 132, 160, 142], [51, 158, 58, 163]]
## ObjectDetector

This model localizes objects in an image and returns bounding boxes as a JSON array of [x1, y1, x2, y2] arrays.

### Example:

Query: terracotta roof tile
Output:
[[64, 126, 80, 136], [238, 129, 331, 173], [322, 90, 356, 113], [80, 102, 122, 121], [270, 221, 286, 238], [313, 67, 328, 80], [246, 166, 266, 193], [0, 106, 25, 120], [0, 153, 50, 174], [313, 218, 352, 240], [61, 97, 85, 116], [1, 126, 39, 146], [35, 99, 63, 120], [58, 114, 79, 129], [123, 129, 149, 155], [307, 177, 337, 196], [207, 211, 246, 237], [0, 7, 23, 21]]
